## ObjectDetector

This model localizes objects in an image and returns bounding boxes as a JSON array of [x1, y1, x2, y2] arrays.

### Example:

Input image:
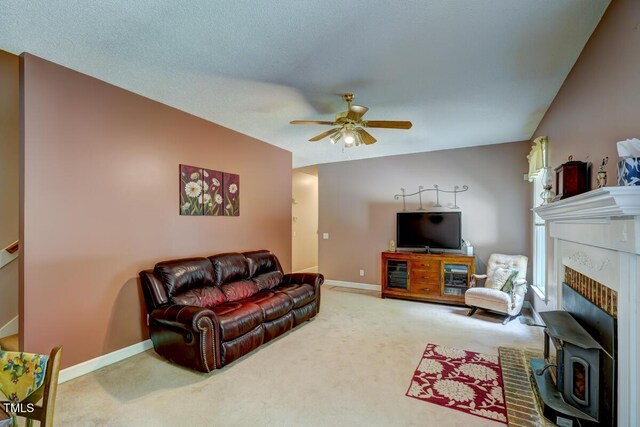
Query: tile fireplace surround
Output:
[[534, 187, 640, 426]]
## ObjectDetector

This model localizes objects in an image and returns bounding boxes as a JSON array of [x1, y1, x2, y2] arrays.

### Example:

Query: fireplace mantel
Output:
[[534, 186, 640, 221], [533, 186, 639, 426], [534, 187, 640, 257]]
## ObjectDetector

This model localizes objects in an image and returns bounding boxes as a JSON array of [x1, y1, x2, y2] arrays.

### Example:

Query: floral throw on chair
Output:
[[0, 351, 48, 426], [0, 351, 48, 404]]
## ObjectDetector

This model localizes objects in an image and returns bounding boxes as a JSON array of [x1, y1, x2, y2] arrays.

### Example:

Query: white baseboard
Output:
[[0, 316, 18, 339], [58, 339, 153, 383], [293, 265, 318, 273], [325, 279, 380, 291]]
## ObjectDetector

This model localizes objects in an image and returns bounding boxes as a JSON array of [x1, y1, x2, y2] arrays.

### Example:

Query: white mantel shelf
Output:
[[534, 187, 640, 221]]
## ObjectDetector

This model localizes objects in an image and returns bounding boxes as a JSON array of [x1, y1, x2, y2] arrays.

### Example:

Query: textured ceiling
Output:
[[0, 0, 609, 167]]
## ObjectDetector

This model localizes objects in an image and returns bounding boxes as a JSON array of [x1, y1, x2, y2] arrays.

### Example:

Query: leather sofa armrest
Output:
[[470, 274, 487, 288], [149, 305, 220, 372], [282, 273, 324, 288], [150, 304, 217, 331], [282, 273, 325, 314]]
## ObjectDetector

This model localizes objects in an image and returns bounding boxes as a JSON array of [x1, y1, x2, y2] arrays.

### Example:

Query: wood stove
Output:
[[564, 341, 600, 417], [531, 283, 616, 426]]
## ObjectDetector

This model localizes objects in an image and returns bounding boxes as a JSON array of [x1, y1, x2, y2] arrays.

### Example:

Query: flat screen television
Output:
[[396, 211, 462, 250]]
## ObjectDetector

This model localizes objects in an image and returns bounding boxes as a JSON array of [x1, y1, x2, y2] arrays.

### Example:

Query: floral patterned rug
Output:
[[406, 343, 508, 424]]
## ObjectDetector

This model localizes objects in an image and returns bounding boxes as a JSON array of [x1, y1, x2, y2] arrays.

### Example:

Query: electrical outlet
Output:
[[323, 233, 329, 240], [359, 269, 365, 277]]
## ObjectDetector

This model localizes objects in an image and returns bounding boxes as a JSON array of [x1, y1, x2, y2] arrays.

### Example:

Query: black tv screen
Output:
[[396, 212, 461, 249]]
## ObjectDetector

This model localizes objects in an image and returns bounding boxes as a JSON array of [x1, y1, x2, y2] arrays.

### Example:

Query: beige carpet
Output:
[[56, 286, 543, 426]]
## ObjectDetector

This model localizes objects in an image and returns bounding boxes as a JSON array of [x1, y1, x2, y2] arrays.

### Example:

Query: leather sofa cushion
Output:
[[213, 302, 263, 341], [244, 291, 293, 321], [243, 250, 283, 276], [252, 271, 284, 291], [221, 325, 264, 366], [140, 270, 170, 310], [154, 258, 215, 297], [220, 280, 259, 302], [292, 300, 318, 326], [274, 283, 315, 308], [171, 286, 226, 308], [263, 312, 293, 343], [209, 253, 250, 285]]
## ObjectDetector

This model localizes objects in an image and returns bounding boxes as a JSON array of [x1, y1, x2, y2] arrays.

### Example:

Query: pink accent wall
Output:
[[20, 54, 292, 368], [532, 0, 640, 312], [318, 141, 532, 284]]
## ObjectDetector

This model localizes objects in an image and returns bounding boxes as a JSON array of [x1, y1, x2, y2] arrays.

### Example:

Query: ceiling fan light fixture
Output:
[[344, 133, 355, 147], [330, 131, 342, 145], [354, 131, 363, 147]]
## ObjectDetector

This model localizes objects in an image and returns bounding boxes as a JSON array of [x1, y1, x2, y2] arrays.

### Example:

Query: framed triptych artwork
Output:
[[179, 165, 239, 216]]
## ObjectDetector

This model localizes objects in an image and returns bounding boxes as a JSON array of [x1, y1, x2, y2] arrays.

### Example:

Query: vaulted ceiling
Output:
[[0, 0, 609, 166]]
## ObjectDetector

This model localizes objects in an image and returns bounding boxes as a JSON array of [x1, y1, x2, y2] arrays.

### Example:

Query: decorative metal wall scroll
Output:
[[393, 185, 469, 211]]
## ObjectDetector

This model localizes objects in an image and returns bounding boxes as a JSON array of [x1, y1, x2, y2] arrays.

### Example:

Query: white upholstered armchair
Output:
[[465, 254, 528, 324]]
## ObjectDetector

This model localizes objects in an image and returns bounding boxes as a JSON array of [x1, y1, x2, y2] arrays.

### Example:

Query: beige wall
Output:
[[292, 169, 318, 272], [318, 141, 532, 284], [20, 54, 292, 368], [532, 0, 640, 312], [0, 51, 19, 329]]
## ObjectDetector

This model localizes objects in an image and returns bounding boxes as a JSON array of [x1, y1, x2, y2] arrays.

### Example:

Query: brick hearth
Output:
[[499, 347, 554, 427]]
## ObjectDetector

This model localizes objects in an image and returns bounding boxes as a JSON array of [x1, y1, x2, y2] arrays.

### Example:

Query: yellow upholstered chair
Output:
[[4, 346, 63, 427]]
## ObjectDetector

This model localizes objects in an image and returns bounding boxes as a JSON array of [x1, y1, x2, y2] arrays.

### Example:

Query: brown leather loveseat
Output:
[[139, 250, 323, 372]]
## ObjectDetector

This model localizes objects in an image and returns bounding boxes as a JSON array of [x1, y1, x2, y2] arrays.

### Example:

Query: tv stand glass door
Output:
[[386, 259, 409, 290], [442, 263, 470, 297]]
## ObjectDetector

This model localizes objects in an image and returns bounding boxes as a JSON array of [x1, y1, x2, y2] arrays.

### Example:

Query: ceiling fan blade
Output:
[[309, 128, 341, 142], [363, 120, 413, 129], [290, 120, 336, 125], [347, 104, 369, 121], [357, 128, 377, 145]]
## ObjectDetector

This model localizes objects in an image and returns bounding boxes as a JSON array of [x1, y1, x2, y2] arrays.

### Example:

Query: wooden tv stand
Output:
[[381, 251, 476, 306]]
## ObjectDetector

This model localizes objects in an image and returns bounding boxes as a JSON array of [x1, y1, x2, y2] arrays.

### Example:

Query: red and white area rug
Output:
[[406, 343, 508, 424]]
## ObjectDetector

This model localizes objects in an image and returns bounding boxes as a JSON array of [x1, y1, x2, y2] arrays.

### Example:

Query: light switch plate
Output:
[[322, 233, 329, 240]]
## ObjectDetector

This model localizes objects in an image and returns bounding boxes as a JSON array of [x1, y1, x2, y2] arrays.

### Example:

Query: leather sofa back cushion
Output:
[[244, 250, 283, 276], [252, 271, 284, 291], [154, 258, 216, 297], [139, 270, 169, 309], [221, 280, 259, 302], [172, 286, 227, 308], [209, 253, 250, 285]]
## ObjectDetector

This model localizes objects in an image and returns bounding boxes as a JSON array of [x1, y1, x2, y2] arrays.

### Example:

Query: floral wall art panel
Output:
[[202, 168, 224, 216], [223, 172, 240, 216], [179, 164, 204, 216]]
